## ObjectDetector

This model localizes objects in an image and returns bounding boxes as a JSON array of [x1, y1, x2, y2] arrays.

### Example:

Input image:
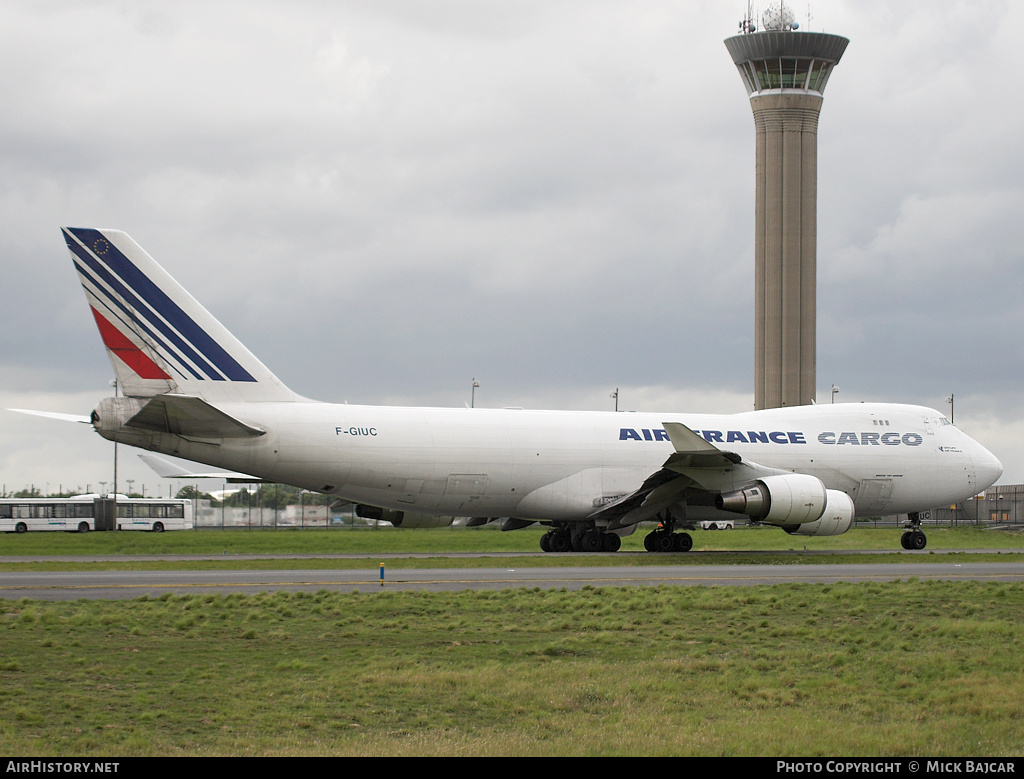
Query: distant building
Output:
[[282, 504, 329, 525], [944, 484, 1024, 526]]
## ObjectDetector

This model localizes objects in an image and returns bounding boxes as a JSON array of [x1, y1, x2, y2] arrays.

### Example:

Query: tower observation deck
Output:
[[725, 9, 848, 409]]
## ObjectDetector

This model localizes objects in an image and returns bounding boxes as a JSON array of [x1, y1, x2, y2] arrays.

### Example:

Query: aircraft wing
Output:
[[593, 420, 785, 530]]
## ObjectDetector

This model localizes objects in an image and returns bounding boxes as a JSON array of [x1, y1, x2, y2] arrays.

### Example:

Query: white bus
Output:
[[0, 495, 193, 533]]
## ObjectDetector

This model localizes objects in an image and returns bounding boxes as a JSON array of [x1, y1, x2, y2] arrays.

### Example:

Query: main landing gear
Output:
[[900, 511, 928, 550], [540, 525, 621, 553], [643, 528, 693, 552], [538, 514, 696, 554], [642, 515, 693, 553]]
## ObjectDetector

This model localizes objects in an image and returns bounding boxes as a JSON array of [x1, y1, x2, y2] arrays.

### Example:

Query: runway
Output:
[[3, 558, 1024, 600]]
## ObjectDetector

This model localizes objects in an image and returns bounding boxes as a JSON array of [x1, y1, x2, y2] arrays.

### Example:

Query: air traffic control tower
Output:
[[725, 5, 847, 410]]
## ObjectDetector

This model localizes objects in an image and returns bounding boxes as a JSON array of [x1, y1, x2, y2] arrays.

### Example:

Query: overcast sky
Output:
[[2, 0, 1023, 497]]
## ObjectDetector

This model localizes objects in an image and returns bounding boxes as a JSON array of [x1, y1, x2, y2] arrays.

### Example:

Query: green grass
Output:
[[2, 524, 1022, 556], [1, 582, 1023, 756], [1, 526, 1022, 574]]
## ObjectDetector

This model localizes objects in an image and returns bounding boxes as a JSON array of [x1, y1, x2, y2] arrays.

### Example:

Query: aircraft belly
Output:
[[514, 466, 648, 521]]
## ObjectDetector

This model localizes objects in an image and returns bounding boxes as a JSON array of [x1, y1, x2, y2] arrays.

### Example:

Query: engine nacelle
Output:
[[355, 505, 454, 528], [782, 489, 856, 536], [715, 473, 827, 524]]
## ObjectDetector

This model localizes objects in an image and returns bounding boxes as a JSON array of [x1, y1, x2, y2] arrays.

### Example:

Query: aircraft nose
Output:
[[973, 444, 1003, 491]]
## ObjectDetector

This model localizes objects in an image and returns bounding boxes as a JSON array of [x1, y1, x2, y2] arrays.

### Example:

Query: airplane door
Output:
[[438, 473, 488, 513], [854, 478, 893, 514], [397, 479, 424, 506]]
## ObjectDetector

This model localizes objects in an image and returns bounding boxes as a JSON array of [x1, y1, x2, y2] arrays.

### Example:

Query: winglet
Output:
[[662, 421, 742, 468]]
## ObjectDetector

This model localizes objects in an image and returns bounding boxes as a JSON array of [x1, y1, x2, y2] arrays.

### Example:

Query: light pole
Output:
[[831, 385, 839, 404], [471, 378, 480, 408], [611, 389, 619, 412], [947, 394, 954, 424], [110, 378, 119, 499]]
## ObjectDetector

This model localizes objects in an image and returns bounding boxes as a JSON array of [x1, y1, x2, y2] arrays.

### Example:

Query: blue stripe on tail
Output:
[[64, 228, 256, 383]]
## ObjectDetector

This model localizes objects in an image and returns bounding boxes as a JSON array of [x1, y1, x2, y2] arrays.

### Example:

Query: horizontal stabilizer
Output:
[[127, 394, 265, 439], [138, 453, 262, 482], [7, 408, 92, 424]]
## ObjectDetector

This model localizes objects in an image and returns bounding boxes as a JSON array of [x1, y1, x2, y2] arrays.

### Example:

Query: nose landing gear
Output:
[[900, 512, 928, 550]]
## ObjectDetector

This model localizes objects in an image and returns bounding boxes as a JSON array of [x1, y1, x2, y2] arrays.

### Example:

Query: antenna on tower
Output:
[[738, 1, 757, 34]]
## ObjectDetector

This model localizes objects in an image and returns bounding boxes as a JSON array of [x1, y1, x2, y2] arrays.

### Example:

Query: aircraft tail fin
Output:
[[62, 228, 298, 402]]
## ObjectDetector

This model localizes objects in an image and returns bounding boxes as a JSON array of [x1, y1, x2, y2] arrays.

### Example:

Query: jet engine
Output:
[[715, 473, 829, 524], [782, 490, 856, 536], [355, 505, 454, 528]]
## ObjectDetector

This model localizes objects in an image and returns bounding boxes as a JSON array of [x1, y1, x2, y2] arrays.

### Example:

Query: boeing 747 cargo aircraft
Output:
[[48, 228, 1003, 552]]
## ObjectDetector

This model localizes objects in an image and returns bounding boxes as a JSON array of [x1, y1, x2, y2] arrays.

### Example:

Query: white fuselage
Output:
[[126, 401, 1002, 522], [62, 228, 1005, 540]]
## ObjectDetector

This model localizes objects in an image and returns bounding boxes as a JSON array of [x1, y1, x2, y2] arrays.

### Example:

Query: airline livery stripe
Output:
[[65, 229, 256, 382], [65, 231, 237, 381], [90, 307, 172, 380], [78, 272, 204, 382], [71, 253, 215, 381]]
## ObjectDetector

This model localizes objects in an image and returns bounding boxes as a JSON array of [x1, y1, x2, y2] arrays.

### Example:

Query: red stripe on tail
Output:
[[90, 307, 171, 380]]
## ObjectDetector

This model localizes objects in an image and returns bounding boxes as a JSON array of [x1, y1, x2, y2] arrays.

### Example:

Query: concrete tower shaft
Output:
[[725, 31, 848, 410]]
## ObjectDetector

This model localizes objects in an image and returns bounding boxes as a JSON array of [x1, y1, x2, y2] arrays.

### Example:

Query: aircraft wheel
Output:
[[602, 533, 621, 552], [582, 531, 602, 553], [550, 530, 571, 553], [910, 531, 927, 550], [900, 532, 911, 550], [540, 533, 552, 553], [672, 532, 693, 553], [655, 532, 675, 553]]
